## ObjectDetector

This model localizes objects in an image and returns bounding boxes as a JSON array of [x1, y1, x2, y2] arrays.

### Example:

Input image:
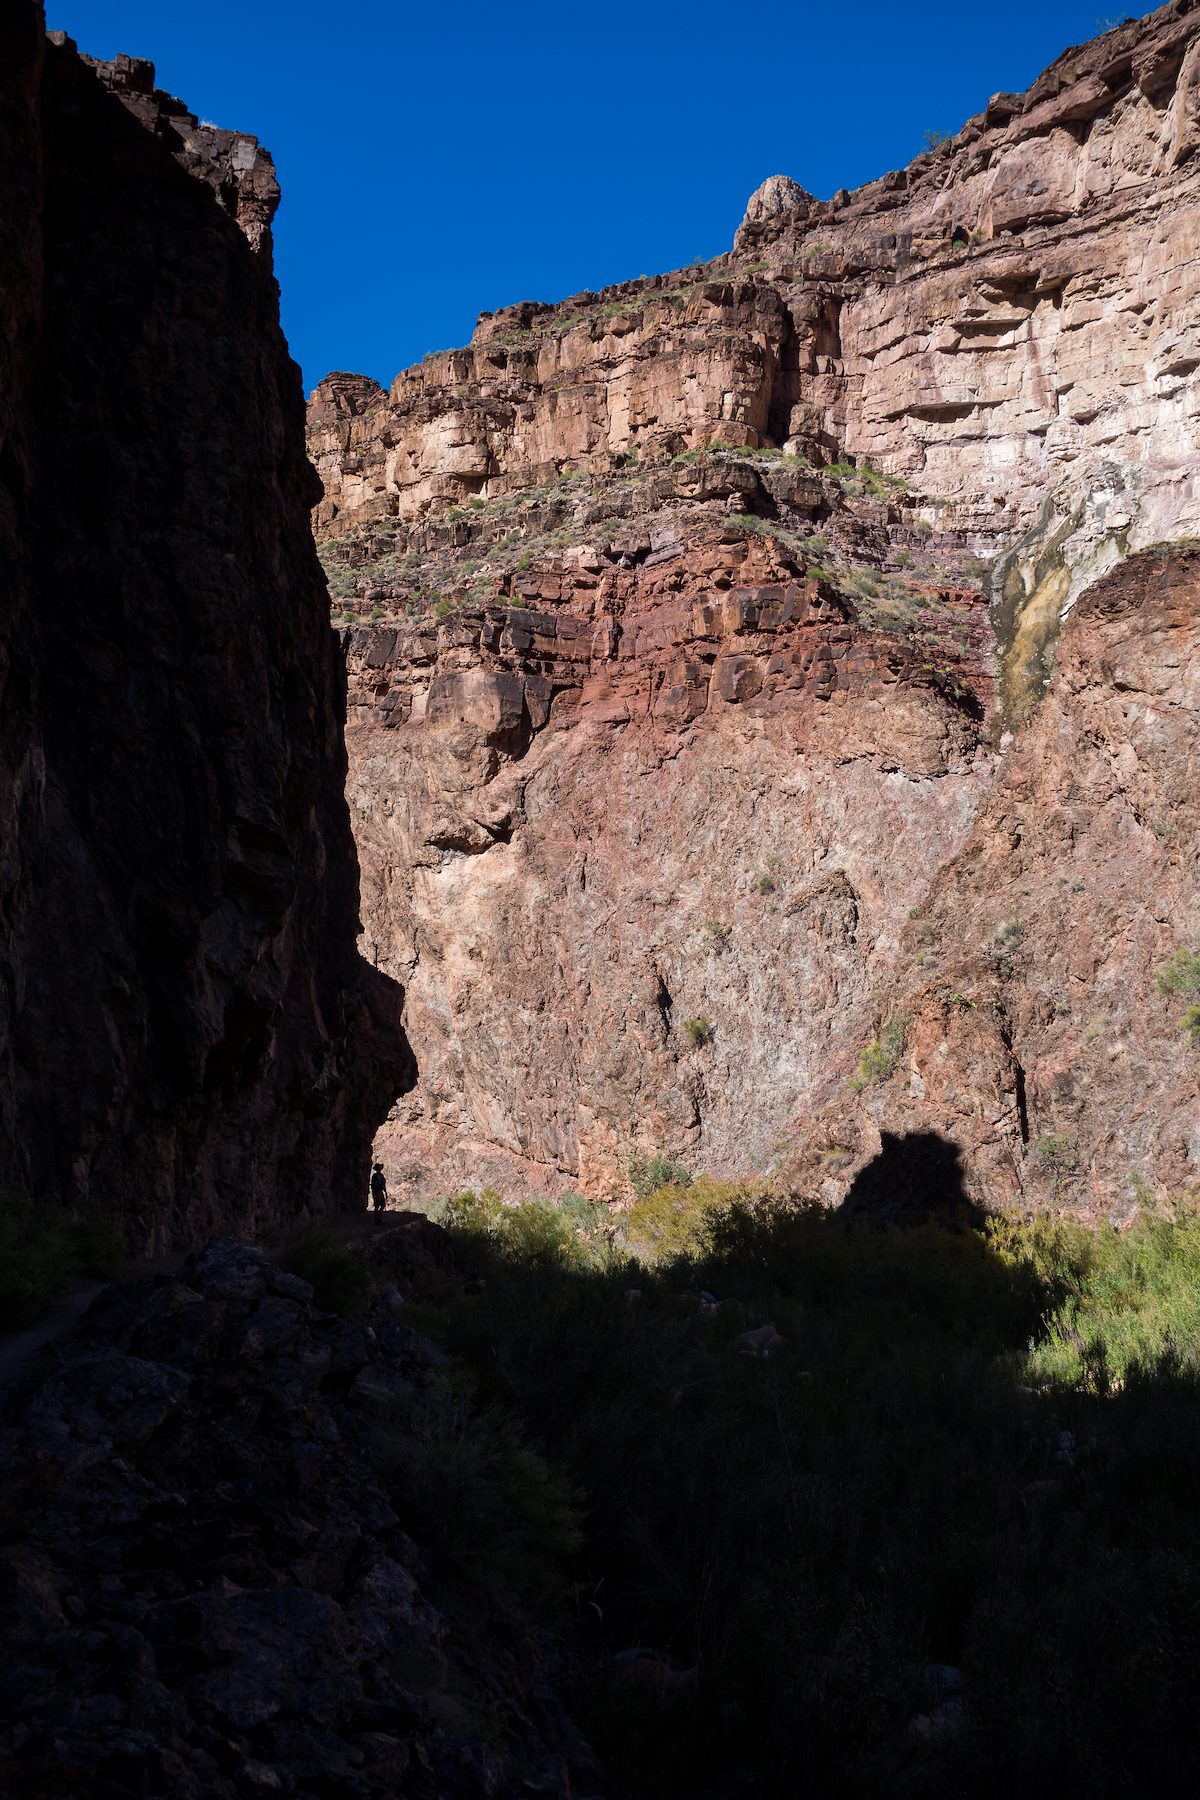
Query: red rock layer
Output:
[[779, 547, 1200, 1220], [305, 0, 1200, 1214], [339, 531, 990, 1204]]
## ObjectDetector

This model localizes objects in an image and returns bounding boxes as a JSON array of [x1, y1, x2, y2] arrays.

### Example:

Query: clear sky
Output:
[[64, 1, 1159, 395]]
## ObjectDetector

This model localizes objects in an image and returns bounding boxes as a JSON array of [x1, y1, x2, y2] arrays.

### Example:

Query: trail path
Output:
[[0, 1212, 395, 1390]]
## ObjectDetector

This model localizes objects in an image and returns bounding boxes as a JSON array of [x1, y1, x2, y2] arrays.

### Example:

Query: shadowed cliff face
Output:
[[0, 12, 413, 1251], [304, 1, 1200, 1214]]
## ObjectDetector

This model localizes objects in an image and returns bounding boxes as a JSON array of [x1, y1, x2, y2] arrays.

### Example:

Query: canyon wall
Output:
[[0, 11, 411, 1251], [309, 1, 1200, 1215]]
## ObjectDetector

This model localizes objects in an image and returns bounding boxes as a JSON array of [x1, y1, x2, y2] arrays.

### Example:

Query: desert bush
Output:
[[621, 1175, 761, 1262], [851, 1014, 908, 1089], [282, 1229, 373, 1318], [629, 1153, 691, 1201], [426, 1188, 600, 1269], [993, 915, 1026, 976], [369, 1366, 583, 1602], [0, 1191, 125, 1332], [1158, 948, 1200, 1042], [422, 1190, 1200, 1795]]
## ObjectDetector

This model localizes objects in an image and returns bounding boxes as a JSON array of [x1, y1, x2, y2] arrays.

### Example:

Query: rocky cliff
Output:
[[309, 0, 1200, 1216], [0, 10, 411, 1251]]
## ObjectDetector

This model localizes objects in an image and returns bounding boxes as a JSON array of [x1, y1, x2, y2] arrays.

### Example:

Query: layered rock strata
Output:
[[308, 1, 1200, 1212], [0, 12, 411, 1251]]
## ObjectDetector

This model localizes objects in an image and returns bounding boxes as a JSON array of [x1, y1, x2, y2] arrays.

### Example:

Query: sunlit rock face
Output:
[[309, 1, 1200, 1213], [778, 546, 1200, 1223], [0, 12, 411, 1250]]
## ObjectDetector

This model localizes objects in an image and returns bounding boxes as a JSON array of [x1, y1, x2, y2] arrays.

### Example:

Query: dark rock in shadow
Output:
[[0, 20, 413, 1251], [840, 1130, 977, 1225]]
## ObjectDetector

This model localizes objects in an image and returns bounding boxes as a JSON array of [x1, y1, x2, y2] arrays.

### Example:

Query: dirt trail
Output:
[[0, 1255, 184, 1391]]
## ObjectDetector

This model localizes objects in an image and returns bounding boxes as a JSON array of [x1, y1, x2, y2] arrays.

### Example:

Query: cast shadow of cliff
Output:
[[839, 1128, 980, 1226], [405, 1139, 1200, 1798]]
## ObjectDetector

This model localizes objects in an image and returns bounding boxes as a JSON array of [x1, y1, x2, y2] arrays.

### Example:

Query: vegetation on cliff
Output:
[[412, 1178, 1200, 1795]]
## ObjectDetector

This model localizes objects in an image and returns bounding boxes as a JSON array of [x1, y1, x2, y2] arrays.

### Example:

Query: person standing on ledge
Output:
[[370, 1162, 388, 1214]]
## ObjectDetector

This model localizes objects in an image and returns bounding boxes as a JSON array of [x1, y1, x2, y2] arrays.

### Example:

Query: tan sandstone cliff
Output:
[[307, 0, 1200, 1217]]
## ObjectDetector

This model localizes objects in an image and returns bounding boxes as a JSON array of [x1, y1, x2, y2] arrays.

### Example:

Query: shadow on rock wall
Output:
[[840, 1130, 976, 1224], [0, 22, 413, 1250]]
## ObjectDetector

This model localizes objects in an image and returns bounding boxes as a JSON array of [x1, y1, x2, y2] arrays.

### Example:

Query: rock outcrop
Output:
[[0, 1232, 595, 1796], [307, 1, 1200, 1213], [0, 11, 411, 1252], [311, 0, 1200, 584]]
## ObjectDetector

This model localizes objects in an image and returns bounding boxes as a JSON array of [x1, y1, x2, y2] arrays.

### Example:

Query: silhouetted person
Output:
[[370, 1162, 388, 1213]]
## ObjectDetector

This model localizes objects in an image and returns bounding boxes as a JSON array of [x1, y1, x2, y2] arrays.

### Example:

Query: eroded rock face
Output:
[[342, 522, 991, 1205], [0, 13, 412, 1250], [780, 547, 1200, 1221], [311, 2, 1200, 575], [308, 1, 1200, 1211]]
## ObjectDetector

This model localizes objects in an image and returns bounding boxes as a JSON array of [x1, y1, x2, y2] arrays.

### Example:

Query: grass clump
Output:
[[682, 1015, 713, 1048]]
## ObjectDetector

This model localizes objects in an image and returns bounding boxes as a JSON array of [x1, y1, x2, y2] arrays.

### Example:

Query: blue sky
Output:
[[67, 1, 1158, 394]]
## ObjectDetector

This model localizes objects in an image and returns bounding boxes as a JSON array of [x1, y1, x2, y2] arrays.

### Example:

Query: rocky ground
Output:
[[0, 1229, 600, 1799]]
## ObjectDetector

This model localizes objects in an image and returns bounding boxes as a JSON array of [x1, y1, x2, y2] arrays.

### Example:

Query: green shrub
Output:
[[682, 1015, 713, 1047], [991, 1210, 1200, 1391], [1158, 950, 1200, 1042], [1158, 942, 1197, 987], [556, 1187, 613, 1249], [629, 1153, 691, 1200], [282, 1230, 374, 1318], [0, 1191, 126, 1332], [425, 1189, 593, 1268], [851, 1014, 908, 1090], [368, 1367, 583, 1601], [1032, 1132, 1079, 1196], [621, 1175, 760, 1262]]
